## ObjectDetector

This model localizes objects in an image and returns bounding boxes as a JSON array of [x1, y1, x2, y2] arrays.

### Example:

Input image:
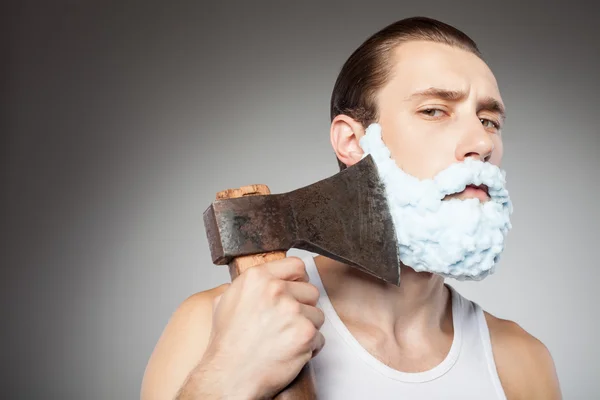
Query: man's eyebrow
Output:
[[478, 96, 506, 122], [406, 87, 468, 102], [406, 87, 507, 121]]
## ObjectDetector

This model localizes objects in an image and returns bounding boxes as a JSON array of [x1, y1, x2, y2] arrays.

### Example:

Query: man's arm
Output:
[[486, 313, 562, 400], [140, 284, 229, 400]]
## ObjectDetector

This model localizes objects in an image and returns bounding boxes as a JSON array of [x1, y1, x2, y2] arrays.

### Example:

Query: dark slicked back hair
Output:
[[330, 16, 483, 170]]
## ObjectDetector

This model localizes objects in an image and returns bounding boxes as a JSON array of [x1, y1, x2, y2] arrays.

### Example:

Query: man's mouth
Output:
[[443, 184, 490, 201], [462, 184, 490, 201]]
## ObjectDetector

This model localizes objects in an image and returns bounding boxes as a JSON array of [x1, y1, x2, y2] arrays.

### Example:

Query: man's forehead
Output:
[[386, 41, 503, 101]]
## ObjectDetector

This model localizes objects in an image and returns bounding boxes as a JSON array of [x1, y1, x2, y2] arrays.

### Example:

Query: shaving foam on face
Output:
[[359, 123, 513, 281]]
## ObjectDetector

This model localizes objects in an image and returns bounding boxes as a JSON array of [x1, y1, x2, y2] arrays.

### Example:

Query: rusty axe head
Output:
[[203, 155, 400, 286]]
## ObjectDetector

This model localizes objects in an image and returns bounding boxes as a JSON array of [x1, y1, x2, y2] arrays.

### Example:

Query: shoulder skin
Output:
[[485, 312, 562, 400], [140, 284, 228, 400]]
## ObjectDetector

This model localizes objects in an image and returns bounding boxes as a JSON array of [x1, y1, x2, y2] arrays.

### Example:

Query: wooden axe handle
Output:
[[216, 184, 317, 400]]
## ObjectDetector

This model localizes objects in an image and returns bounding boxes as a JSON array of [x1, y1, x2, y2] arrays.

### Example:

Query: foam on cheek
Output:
[[359, 123, 513, 281]]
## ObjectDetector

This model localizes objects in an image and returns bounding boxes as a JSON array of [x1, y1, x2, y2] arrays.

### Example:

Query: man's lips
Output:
[[462, 184, 490, 200], [444, 184, 490, 201]]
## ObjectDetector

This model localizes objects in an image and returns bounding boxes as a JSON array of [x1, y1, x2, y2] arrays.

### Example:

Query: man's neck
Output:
[[314, 255, 452, 349]]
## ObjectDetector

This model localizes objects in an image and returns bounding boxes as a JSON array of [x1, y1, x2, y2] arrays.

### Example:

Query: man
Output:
[[141, 17, 561, 399]]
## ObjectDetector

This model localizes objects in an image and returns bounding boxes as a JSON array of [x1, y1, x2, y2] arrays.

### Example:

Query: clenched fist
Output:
[[200, 256, 325, 398]]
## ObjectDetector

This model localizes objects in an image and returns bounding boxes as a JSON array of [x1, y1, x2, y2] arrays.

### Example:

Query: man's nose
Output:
[[455, 118, 494, 162]]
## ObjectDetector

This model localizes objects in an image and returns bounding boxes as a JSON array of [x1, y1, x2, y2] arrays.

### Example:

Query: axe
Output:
[[203, 154, 400, 399]]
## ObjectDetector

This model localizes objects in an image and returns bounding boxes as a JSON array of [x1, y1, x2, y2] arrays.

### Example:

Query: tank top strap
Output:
[[448, 286, 507, 400]]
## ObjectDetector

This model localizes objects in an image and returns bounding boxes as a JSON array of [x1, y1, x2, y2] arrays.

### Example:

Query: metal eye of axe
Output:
[[203, 154, 400, 399]]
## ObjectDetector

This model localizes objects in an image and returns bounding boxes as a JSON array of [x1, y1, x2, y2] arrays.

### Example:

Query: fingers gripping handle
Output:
[[216, 184, 318, 400]]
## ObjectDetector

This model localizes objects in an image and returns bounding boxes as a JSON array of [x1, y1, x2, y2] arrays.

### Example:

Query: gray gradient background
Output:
[[3, 1, 599, 399]]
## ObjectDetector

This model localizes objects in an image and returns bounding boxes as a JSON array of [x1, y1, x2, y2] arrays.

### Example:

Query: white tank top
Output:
[[303, 255, 507, 399]]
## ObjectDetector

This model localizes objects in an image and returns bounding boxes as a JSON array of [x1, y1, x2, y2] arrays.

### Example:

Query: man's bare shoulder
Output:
[[140, 283, 230, 400], [484, 311, 562, 400], [174, 283, 230, 318]]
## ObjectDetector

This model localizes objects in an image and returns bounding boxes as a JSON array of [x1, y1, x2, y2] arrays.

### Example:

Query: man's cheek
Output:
[[490, 138, 503, 165], [420, 152, 458, 180]]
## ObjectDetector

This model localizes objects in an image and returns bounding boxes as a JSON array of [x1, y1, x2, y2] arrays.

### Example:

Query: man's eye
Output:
[[480, 118, 500, 130], [421, 108, 444, 117]]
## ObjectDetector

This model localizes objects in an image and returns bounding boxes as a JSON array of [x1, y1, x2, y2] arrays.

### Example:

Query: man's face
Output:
[[375, 41, 506, 200]]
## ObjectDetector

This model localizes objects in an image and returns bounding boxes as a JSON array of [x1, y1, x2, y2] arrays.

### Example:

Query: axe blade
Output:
[[203, 155, 400, 286]]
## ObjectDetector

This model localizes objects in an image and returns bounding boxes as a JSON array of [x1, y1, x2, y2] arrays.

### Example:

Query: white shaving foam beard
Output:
[[359, 123, 513, 281]]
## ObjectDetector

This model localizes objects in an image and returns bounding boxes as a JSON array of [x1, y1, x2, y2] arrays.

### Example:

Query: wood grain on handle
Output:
[[216, 184, 318, 400]]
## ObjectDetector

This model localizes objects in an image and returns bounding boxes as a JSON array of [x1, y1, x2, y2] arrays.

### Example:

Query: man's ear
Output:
[[330, 115, 365, 169]]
